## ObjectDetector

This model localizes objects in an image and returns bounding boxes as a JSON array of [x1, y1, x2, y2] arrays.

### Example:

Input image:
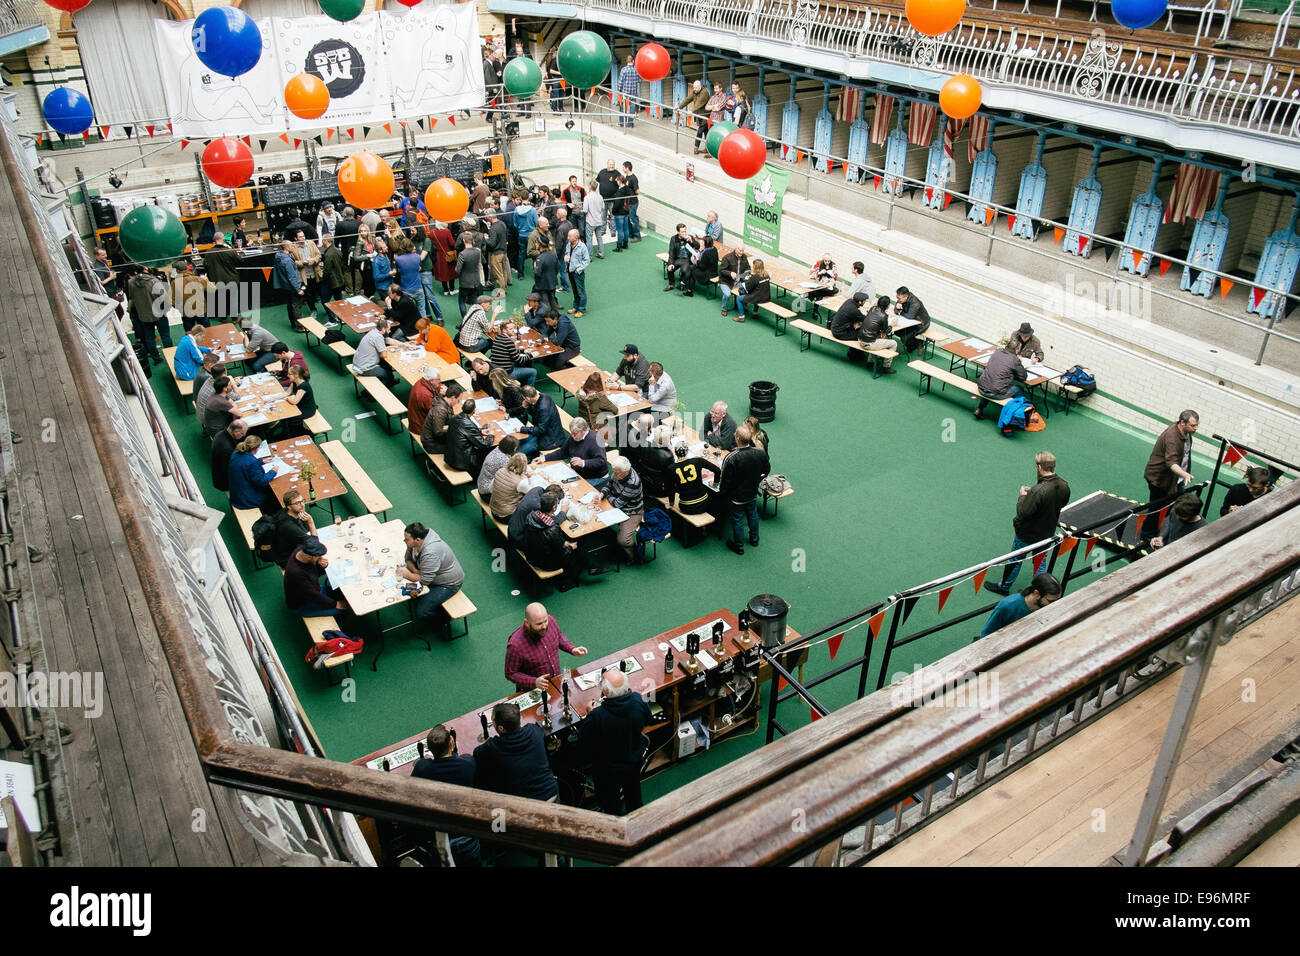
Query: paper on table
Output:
[[961, 337, 994, 350], [500, 417, 524, 433], [266, 456, 297, 478], [345, 295, 369, 305], [357, 322, 375, 330], [252, 441, 272, 459], [248, 372, 276, 385], [243, 412, 269, 426], [596, 508, 628, 526], [609, 392, 639, 408], [538, 462, 579, 483], [1026, 364, 1060, 379], [578, 491, 599, 505], [475, 396, 500, 413], [509, 689, 544, 710], [324, 559, 359, 588], [316, 524, 341, 542]]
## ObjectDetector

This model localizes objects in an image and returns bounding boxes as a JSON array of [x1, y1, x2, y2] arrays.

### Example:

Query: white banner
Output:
[[382, 5, 484, 120], [276, 13, 393, 131], [154, 19, 285, 140]]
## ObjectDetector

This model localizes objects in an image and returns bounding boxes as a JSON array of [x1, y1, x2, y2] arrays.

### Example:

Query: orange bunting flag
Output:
[[1220, 278, 1234, 299], [1033, 552, 1047, 574], [166, 123, 173, 135], [1133, 513, 1147, 538], [1078, 235, 1088, 255], [1158, 258, 1173, 276], [1053, 226, 1064, 244], [1058, 536, 1078, 556], [777, 675, 788, 692], [559, 79, 566, 90], [1007, 215, 1016, 232], [1223, 443, 1245, 466], [973, 567, 989, 594], [261, 267, 272, 282], [873, 175, 882, 189], [796, 150, 805, 164], [1085, 537, 1098, 558], [99, 126, 110, 139], [1132, 250, 1143, 270], [810, 708, 822, 722], [867, 609, 887, 639], [429, 117, 437, 127], [325, 128, 335, 138], [279, 132, 291, 145], [827, 632, 844, 661], [937, 586, 954, 614], [383, 123, 391, 134], [984, 208, 996, 226]]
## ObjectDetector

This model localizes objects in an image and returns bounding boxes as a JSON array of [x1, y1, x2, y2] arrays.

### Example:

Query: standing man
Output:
[[893, 286, 931, 353], [622, 161, 642, 242], [719, 425, 769, 555], [564, 228, 590, 318], [616, 54, 640, 127], [575, 668, 652, 814], [273, 240, 308, 333], [93, 246, 119, 296], [1144, 410, 1199, 502], [455, 234, 483, 318], [973, 342, 1029, 421], [986, 451, 1071, 596], [397, 522, 465, 637], [563, 175, 587, 239], [979, 573, 1062, 639], [483, 209, 510, 293], [320, 234, 346, 307], [334, 206, 361, 294], [202, 234, 240, 320], [532, 238, 561, 316], [583, 179, 606, 259], [127, 267, 171, 364], [469, 171, 492, 217], [504, 602, 587, 692]]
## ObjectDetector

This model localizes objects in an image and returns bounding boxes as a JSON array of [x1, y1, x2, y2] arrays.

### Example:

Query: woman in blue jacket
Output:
[[173, 323, 211, 381], [228, 435, 278, 515], [370, 238, 393, 299]]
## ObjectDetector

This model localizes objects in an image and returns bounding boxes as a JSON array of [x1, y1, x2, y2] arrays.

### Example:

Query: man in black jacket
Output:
[[974, 342, 1029, 420], [532, 240, 561, 316], [456, 236, 483, 319], [271, 490, 316, 567], [893, 286, 931, 353], [383, 284, 421, 339], [986, 451, 1070, 595], [703, 401, 737, 451], [211, 419, 247, 493], [719, 425, 770, 555], [410, 724, 480, 865], [663, 223, 697, 292], [509, 482, 559, 547], [473, 702, 558, 801], [519, 386, 565, 457], [575, 668, 652, 814], [523, 488, 607, 591], [333, 206, 361, 292], [858, 295, 896, 373], [683, 235, 718, 297], [446, 398, 494, 476]]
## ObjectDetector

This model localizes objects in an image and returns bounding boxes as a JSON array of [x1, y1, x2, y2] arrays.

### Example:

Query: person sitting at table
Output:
[[1150, 492, 1206, 550], [682, 235, 719, 297], [576, 372, 618, 439], [457, 294, 499, 356], [743, 415, 770, 454], [644, 362, 678, 422], [211, 419, 247, 494], [974, 341, 1029, 420], [857, 295, 897, 373], [540, 310, 582, 370], [409, 724, 481, 867], [384, 284, 421, 339], [893, 286, 932, 353], [807, 253, 838, 301], [284, 537, 347, 619], [663, 223, 695, 293], [541, 416, 609, 485], [195, 363, 235, 423], [284, 364, 317, 433], [718, 243, 751, 318], [521, 292, 547, 331], [574, 668, 653, 815], [469, 356, 495, 395], [489, 320, 539, 387], [523, 488, 608, 591], [414, 317, 459, 366], [447, 397, 495, 477], [1009, 322, 1045, 363], [1220, 466, 1273, 516], [735, 261, 771, 322], [518, 385, 565, 457], [194, 352, 221, 395], [227, 434, 278, 515], [478, 435, 519, 501], [829, 292, 868, 361], [270, 490, 316, 567], [201, 375, 238, 440], [271, 342, 308, 390], [353, 316, 399, 388], [616, 344, 650, 394], [473, 701, 559, 802], [408, 368, 441, 436], [670, 439, 713, 516], [703, 400, 737, 451], [398, 522, 465, 636], [173, 324, 211, 381], [487, 369, 526, 421], [420, 382, 464, 456], [846, 260, 875, 303], [637, 423, 677, 499], [490, 453, 530, 520], [245, 323, 280, 373], [600, 455, 644, 564], [508, 480, 560, 546]]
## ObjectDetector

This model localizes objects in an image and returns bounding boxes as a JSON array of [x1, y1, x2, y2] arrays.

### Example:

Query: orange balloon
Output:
[[905, 0, 966, 36], [423, 177, 470, 223], [285, 72, 330, 120], [939, 73, 982, 120], [338, 151, 395, 210]]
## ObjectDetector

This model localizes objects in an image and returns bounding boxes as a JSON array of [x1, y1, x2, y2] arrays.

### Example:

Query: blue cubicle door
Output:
[[967, 143, 999, 225], [924, 127, 951, 210], [1012, 164, 1046, 240], [1064, 175, 1102, 257], [846, 115, 869, 185], [813, 105, 833, 174], [1182, 209, 1230, 298], [1251, 227, 1299, 320], [1121, 191, 1163, 277], [781, 97, 802, 164]]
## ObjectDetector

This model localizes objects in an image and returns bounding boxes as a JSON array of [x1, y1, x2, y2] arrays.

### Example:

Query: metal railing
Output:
[[0, 0, 45, 37], [576, 0, 1300, 141]]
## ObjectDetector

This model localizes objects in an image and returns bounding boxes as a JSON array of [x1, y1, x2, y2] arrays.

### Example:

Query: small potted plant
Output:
[[299, 460, 319, 500]]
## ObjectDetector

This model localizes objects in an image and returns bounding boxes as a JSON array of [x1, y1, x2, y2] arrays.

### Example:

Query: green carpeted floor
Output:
[[156, 234, 1223, 795]]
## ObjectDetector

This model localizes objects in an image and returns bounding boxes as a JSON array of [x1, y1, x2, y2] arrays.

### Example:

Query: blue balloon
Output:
[[42, 86, 94, 136], [192, 6, 263, 78], [1111, 0, 1167, 30]]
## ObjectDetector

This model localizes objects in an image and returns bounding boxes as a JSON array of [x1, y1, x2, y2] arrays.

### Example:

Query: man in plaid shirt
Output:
[[617, 55, 641, 128], [505, 602, 588, 691]]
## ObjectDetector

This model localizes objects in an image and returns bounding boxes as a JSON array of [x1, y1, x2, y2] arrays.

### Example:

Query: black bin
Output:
[[748, 380, 779, 423]]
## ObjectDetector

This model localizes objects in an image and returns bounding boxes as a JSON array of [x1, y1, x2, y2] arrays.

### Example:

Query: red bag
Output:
[[306, 632, 364, 668]]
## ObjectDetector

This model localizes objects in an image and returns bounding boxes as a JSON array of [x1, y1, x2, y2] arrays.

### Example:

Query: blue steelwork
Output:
[[1182, 178, 1232, 298], [780, 76, 801, 164], [1065, 145, 1104, 257], [1251, 197, 1300, 321], [967, 118, 998, 225], [882, 100, 907, 195], [1012, 133, 1048, 241], [1121, 158, 1165, 277], [813, 83, 833, 174]]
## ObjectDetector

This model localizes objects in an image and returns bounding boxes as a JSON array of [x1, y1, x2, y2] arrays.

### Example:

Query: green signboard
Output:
[[742, 164, 790, 258]]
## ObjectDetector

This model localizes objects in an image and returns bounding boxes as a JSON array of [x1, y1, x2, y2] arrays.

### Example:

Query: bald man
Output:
[[504, 602, 588, 692], [575, 667, 653, 814]]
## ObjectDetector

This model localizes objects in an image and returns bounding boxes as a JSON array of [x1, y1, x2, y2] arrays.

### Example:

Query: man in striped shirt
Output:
[[505, 603, 588, 692], [617, 55, 640, 128]]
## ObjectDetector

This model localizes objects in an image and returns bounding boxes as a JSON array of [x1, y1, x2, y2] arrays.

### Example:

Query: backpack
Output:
[[323, 327, 347, 344], [251, 513, 279, 563], [305, 631, 364, 668], [1061, 365, 1096, 394], [760, 474, 791, 495], [998, 397, 1032, 434]]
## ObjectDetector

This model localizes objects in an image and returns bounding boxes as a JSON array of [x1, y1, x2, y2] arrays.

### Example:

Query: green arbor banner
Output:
[[743, 164, 790, 257]]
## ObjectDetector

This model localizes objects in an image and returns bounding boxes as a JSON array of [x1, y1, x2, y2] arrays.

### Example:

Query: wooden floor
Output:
[[871, 594, 1300, 867], [0, 177, 275, 864]]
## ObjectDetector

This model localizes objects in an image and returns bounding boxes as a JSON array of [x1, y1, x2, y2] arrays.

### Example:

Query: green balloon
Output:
[[119, 205, 188, 268], [503, 56, 542, 98], [557, 31, 611, 91], [318, 0, 363, 22], [706, 121, 738, 159]]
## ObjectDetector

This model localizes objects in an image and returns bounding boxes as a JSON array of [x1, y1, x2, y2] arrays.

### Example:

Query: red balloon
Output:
[[717, 128, 766, 181], [423, 177, 470, 224], [394, 0, 421, 6], [43, 0, 92, 11], [635, 43, 671, 83], [202, 137, 254, 189]]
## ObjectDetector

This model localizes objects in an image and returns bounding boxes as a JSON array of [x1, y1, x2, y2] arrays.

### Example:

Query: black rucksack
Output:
[[251, 513, 279, 563]]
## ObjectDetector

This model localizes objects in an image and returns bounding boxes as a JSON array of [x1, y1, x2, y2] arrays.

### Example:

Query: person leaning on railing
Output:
[[978, 573, 1061, 639], [676, 79, 710, 136]]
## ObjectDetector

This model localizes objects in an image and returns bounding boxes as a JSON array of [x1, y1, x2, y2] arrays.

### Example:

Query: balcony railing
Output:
[[0, 0, 49, 44], [580, 0, 1300, 141]]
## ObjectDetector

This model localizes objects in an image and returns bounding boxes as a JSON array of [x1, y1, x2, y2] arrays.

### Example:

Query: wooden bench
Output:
[[441, 590, 477, 641], [790, 318, 898, 379], [761, 484, 795, 517], [232, 506, 271, 570], [916, 326, 949, 360], [303, 615, 355, 679], [403, 418, 473, 504], [320, 439, 393, 519], [347, 363, 406, 433], [754, 301, 796, 336], [459, 350, 487, 369], [567, 354, 596, 370], [656, 251, 670, 279], [470, 489, 565, 590], [162, 347, 196, 411], [300, 316, 356, 372], [909, 360, 1011, 414], [1054, 382, 1086, 415], [302, 411, 332, 442], [657, 493, 715, 548]]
